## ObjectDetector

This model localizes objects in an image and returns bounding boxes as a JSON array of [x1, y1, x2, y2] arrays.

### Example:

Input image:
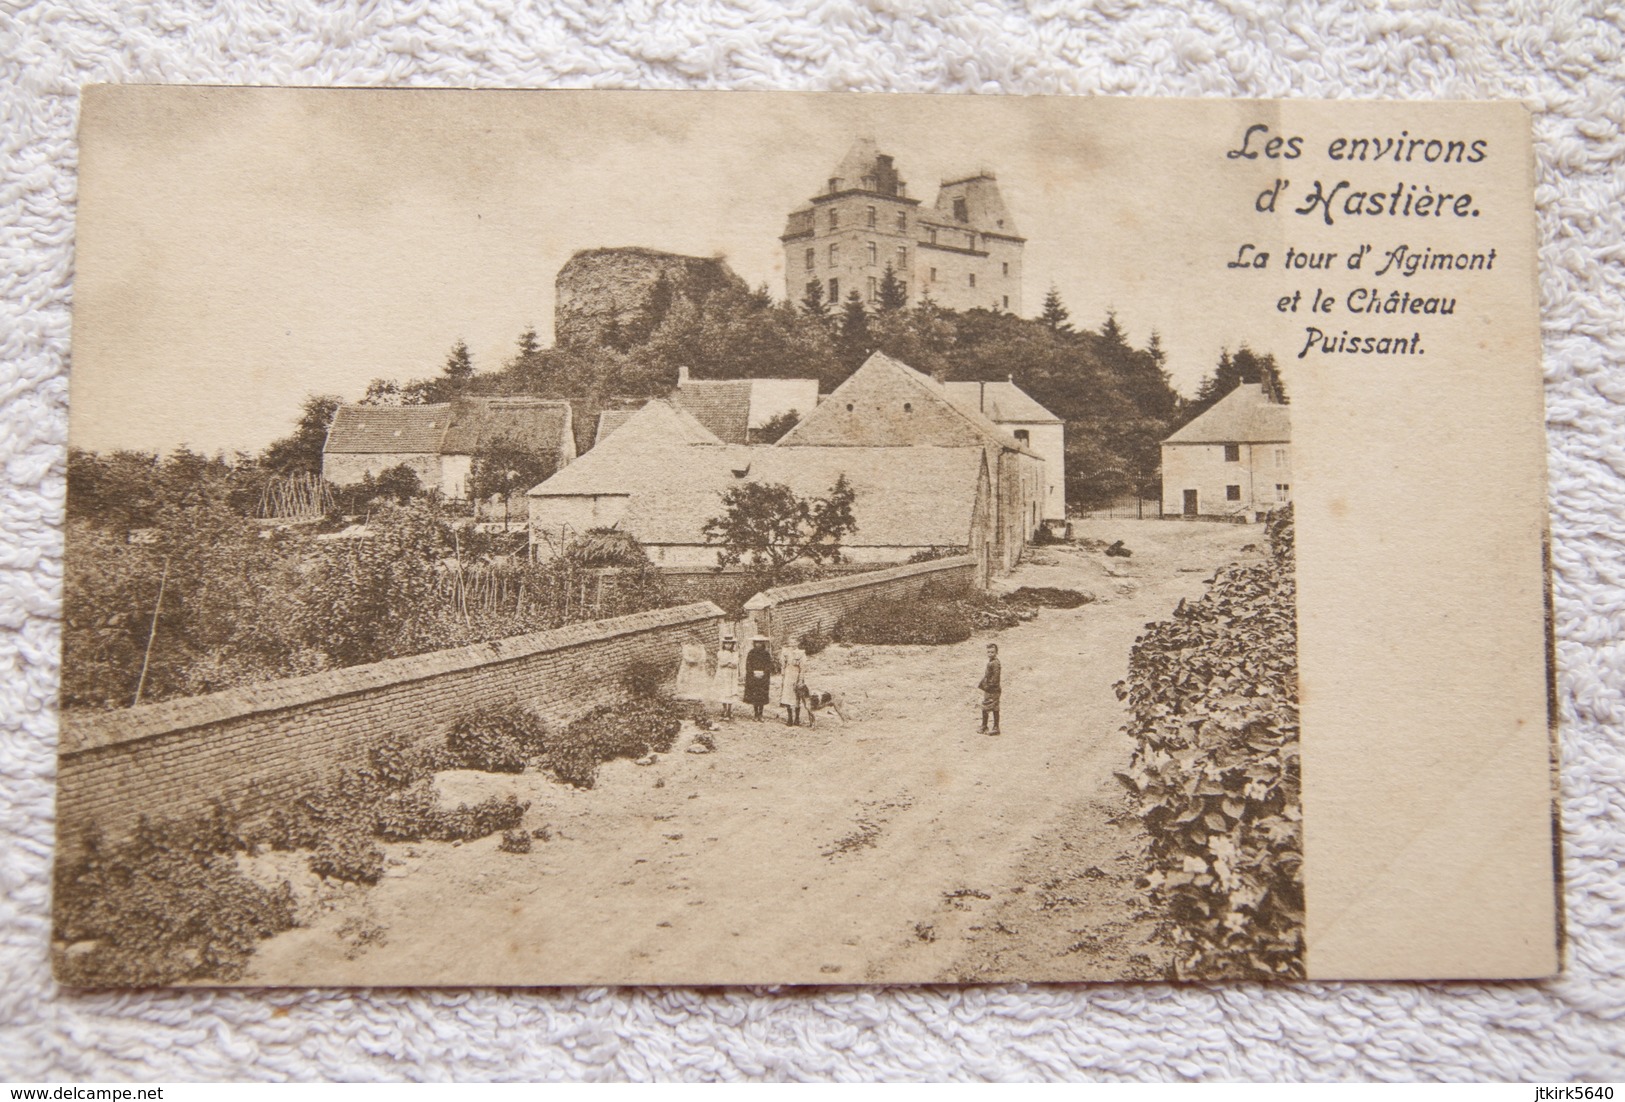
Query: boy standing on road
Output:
[[978, 643, 1002, 736]]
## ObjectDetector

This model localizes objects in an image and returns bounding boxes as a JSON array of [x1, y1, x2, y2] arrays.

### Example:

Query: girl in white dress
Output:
[[675, 642, 709, 702], [711, 634, 741, 719], [778, 637, 807, 727]]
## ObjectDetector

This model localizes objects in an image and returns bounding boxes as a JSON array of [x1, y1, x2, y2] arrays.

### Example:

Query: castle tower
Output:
[[781, 140, 1025, 315]]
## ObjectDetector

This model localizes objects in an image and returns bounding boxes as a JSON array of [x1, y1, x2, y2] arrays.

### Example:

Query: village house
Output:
[[776, 352, 1047, 573], [941, 378, 1066, 521], [781, 139, 1025, 314], [1160, 383, 1291, 521], [529, 352, 1045, 576], [592, 369, 820, 450], [526, 397, 992, 567], [322, 396, 577, 499]]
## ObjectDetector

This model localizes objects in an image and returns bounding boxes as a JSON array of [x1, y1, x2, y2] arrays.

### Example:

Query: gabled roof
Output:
[[439, 398, 572, 457], [324, 404, 451, 454], [942, 380, 1062, 425], [672, 379, 754, 443], [1163, 384, 1291, 445], [777, 351, 1039, 457], [595, 409, 637, 447], [325, 398, 573, 457], [529, 400, 724, 497]]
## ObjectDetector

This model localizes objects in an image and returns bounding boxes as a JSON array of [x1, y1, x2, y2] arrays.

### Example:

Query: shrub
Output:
[[799, 625, 831, 656], [308, 825, 385, 885], [1114, 505, 1302, 980], [499, 829, 532, 854], [445, 705, 546, 773], [623, 658, 672, 702], [373, 782, 530, 843], [833, 580, 1018, 645], [1007, 586, 1094, 610], [54, 815, 297, 986], [542, 699, 683, 790]]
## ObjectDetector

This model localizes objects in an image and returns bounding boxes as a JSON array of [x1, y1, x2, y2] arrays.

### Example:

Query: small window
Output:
[[866, 205, 877, 228], [968, 233, 977, 251], [1002, 295, 1010, 309], [953, 196, 968, 222], [968, 273, 977, 288], [896, 210, 907, 232], [866, 241, 877, 265], [897, 245, 908, 268], [1226, 485, 1242, 501], [1224, 444, 1241, 462], [928, 227, 938, 245], [1276, 483, 1290, 502], [929, 267, 937, 281], [903, 402, 913, 413], [828, 177, 841, 193], [867, 276, 879, 302], [1014, 429, 1030, 445], [845, 402, 854, 412], [828, 277, 839, 301], [804, 247, 815, 271], [805, 280, 820, 301], [1002, 261, 1009, 276], [829, 209, 839, 230]]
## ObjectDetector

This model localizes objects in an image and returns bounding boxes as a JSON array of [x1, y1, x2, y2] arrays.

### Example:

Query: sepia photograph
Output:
[[54, 89, 1554, 988]]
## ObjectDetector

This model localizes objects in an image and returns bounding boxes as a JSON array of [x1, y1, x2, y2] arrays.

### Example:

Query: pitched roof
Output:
[[671, 379, 755, 443], [325, 398, 574, 458], [1163, 384, 1291, 445], [324, 404, 451, 454], [439, 398, 572, 457], [778, 351, 1040, 457], [528, 400, 724, 497], [595, 409, 637, 447], [942, 380, 1061, 425]]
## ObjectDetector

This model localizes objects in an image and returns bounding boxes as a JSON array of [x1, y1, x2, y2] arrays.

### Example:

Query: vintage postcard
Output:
[[56, 88, 1557, 986]]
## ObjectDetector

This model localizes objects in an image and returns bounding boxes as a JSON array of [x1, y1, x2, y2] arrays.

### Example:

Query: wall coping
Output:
[[743, 556, 977, 610], [60, 601, 724, 756]]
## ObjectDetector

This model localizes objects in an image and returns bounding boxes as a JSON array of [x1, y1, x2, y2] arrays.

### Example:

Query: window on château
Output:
[[1002, 261, 1009, 275], [896, 245, 907, 268], [896, 210, 907, 232], [828, 278, 839, 302], [829, 209, 839, 230], [968, 233, 977, 251], [1275, 448, 1287, 467], [1226, 485, 1242, 501], [866, 206, 876, 228], [1003, 295, 1010, 309], [867, 276, 878, 302], [829, 243, 839, 265], [866, 241, 877, 265], [929, 267, 937, 281], [953, 196, 968, 222], [1224, 444, 1241, 462], [806, 280, 820, 302], [828, 177, 841, 194], [805, 247, 815, 271], [968, 273, 977, 288], [928, 227, 938, 244]]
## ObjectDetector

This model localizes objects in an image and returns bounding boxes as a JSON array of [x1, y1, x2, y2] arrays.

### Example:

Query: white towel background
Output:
[[2, 1, 1622, 1081]]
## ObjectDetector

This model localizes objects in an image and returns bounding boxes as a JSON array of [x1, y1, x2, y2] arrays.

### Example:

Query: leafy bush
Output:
[[1007, 586, 1094, 610], [623, 658, 673, 702], [372, 783, 529, 843], [833, 580, 1022, 645], [308, 824, 385, 885], [54, 813, 297, 986], [1114, 505, 1302, 980], [542, 699, 683, 790], [799, 625, 831, 656], [445, 706, 546, 773], [499, 829, 533, 854]]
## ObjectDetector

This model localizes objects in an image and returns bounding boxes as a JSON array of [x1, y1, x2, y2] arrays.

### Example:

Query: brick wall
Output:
[[57, 602, 724, 846], [742, 556, 978, 647]]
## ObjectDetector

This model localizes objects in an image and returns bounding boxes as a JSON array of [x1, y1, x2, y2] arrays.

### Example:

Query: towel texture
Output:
[[2, 0, 1622, 1081]]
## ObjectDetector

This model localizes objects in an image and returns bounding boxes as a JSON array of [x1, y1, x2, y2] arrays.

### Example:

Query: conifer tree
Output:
[[443, 340, 474, 381], [1040, 286, 1072, 333], [877, 264, 908, 312]]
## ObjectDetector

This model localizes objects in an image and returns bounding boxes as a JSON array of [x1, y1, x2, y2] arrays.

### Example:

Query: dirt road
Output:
[[245, 519, 1258, 985]]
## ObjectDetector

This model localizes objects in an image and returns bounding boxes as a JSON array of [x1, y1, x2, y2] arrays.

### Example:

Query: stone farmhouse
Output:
[[1160, 383, 1291, 521], [940, 379, 1065, 521], [781, 139, 1025, 314], [322, 396, 577, 500], [528, 352, 1050, 576]]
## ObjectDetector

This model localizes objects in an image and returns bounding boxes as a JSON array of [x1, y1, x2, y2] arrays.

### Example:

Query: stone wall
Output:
[[57, 602, 725, 846], [742, 556, 978, 647]]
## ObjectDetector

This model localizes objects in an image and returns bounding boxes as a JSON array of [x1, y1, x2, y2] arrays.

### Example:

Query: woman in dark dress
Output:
[[743, 635, 774, 721]]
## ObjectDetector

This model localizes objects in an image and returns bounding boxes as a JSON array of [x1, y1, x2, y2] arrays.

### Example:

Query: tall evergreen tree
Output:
[[837, 290, 873, 372], [800, 278, 830, 320], [443, 340, 474, 382], [516, 327, 541, 359], [877, 264, 908, 312], [1040, 287, 1072, 333]]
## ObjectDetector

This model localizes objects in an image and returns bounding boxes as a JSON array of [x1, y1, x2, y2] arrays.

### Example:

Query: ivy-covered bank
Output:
[[1115, 507, 1302, 980]]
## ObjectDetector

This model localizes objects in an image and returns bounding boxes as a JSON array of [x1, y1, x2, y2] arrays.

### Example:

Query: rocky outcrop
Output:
[[554, 248, 747, 349]]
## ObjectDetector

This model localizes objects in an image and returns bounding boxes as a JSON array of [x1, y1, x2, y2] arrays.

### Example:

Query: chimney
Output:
[[678, 365, 689, 385]]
